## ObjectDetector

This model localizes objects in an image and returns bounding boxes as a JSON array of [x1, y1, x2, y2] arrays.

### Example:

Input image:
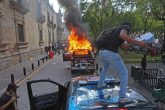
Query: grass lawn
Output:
[[119, 50, 162, 64]]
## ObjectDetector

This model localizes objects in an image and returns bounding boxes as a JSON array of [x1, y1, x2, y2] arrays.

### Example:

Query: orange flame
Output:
[[68, 27, 92, 55]]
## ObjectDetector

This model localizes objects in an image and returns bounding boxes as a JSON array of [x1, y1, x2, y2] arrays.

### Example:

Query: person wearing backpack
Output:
[[96, 22, 146, 104]]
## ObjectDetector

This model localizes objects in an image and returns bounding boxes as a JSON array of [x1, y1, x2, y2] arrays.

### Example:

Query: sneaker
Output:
[[97, 83, 106, 89], [104, 94, 111, 99], [118, 98, 133, 104]]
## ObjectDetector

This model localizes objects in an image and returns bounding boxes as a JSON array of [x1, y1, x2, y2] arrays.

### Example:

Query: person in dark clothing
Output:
[[44, 46, 48, 54], [150, 46, 157, 61], [54, 44, 57, 54], [0, 84, 17, 110], [52, 43, 57, 54], [47, 45, 51, 52], [52, 44, 55, 52], [141, 54, 147, 70], [0, 96, 16, 110], [97, 22, 146, 104]]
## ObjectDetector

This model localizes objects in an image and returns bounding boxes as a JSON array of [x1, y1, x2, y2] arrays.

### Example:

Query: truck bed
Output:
[[66, 76, 158, 110]]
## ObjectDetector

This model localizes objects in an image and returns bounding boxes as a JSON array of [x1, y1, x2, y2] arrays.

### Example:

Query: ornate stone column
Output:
[[9, 0, 29, 50], [0, 4, 8, 53]]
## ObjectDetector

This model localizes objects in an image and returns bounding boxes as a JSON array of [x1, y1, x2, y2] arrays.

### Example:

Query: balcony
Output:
[[17, 42, 28, 49], [52, 23, 56, 29], [9, 0, 29, 14], [0, 42, 8, 53], [39, 41, 44, 46], [47, 20, 53, 27], [47, 20, 56, 28], [38, 14, 46, 24], [57, 27, 64, 32]]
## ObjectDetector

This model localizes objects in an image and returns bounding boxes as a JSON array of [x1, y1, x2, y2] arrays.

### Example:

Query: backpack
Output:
[[95, 27, 118, 50]]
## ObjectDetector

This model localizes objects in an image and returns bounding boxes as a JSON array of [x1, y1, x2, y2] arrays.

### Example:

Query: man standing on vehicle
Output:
[[97, 22, 146, 104]]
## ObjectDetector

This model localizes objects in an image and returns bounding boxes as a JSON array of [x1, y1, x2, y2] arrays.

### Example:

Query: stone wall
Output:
[[0, 48, 44, 71], [0, 0, 59, 71]]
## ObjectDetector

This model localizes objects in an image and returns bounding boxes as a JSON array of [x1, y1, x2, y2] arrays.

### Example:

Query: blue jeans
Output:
[[98, 50, 128, 99]]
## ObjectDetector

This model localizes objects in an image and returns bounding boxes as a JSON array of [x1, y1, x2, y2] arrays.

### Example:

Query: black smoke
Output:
[[57, 0, 88, 37]]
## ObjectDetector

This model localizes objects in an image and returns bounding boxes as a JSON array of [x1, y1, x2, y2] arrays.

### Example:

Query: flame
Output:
[[68, 27, 92, 55]]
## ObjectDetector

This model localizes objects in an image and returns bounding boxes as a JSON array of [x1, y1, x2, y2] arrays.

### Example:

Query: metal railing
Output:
[[131, 66, 165, 90]]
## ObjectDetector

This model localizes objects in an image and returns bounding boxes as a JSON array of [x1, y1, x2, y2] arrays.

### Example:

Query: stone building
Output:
[[0, 0, 59, 70], [56, 9, 63, 43], [62, 22, 69, 43]]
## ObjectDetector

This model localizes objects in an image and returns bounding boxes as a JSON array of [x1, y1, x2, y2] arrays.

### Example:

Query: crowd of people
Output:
[[44, 42, 67, 55]]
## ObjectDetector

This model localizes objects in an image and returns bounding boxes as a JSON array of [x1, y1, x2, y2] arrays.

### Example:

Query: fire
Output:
[[68, 27, 92, 55]]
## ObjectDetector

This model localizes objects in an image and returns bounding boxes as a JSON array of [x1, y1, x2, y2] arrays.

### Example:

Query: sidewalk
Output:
[[0, 53, 49, 91]]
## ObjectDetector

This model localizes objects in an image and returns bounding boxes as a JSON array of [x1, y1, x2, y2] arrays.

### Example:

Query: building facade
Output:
[[0, 0, 59, 70], [62, 22, 69, 43], [56, 9, 63, 43]]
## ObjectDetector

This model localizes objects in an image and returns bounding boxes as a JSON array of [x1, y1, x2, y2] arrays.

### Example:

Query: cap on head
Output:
[[121, 21, 131, 34], [121, 21, 131, 26], [7, 83, 18, 92]]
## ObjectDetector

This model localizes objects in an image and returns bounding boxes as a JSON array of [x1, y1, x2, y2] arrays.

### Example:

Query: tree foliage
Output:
[[79, 0, 165, 40]]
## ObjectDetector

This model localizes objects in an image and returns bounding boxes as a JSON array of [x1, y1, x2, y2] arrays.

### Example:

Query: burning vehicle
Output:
[[63, 27, 95, 74]]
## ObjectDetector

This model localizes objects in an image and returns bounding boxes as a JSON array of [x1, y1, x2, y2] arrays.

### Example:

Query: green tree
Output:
[[150, 0, 165, 38], [135, 0, 154, 33], [79, 0, 165, 40], [80, 0, 121, 40]]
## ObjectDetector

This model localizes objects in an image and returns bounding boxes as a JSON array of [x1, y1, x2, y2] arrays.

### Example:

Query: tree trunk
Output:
[[161, 21, 165, 53]]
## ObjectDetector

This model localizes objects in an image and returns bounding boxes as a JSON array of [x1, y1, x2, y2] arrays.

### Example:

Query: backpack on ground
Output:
[[95, 27, 117, 50]]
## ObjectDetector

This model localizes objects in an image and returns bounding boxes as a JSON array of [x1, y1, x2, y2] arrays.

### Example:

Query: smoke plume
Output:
[[57, 0, 88, 36]]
